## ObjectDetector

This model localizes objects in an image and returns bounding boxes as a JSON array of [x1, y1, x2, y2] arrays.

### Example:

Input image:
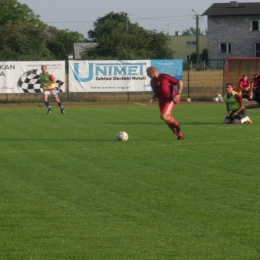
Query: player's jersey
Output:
[[253, 76, 260, 90], [239, 79, 250, 89], [223, 91, 242, 111], [150, 73, 179, 103], [252, 76, 260, 103], [39, 72, 56, 90]]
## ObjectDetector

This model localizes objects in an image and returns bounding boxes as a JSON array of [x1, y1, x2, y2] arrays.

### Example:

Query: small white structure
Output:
[[73, 43, 97, 59]]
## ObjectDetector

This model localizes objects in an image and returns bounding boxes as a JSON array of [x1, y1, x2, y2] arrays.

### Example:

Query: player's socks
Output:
[[57, 102, 65, 114], [165, 118, 184, 139], [175, 129, 184, 140], [47, 108, 52, 114], [169, 117, 179, 127], [173, 127, 182, 135], [44, 101, 52, 114], [165, 122, 184, 139], [173, 123, 184, 138]]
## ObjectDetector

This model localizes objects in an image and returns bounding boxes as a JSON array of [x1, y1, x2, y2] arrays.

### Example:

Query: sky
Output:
[[19, 0, 259, 38]]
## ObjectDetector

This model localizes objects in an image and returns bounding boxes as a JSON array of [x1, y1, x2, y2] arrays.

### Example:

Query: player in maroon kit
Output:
[[250, 74, 258, 97], [245, 74, 260, 109], [239, 75, 252, 99], [147, 66, 184, 140]]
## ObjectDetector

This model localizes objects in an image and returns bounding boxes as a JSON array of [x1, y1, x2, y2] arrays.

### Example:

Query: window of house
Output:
[[251, 21, 260, 31], [219, 43, 231, 54], [255, 43, 260, 57], [186, 55, 191, 61], [186, 41, 196, 46]]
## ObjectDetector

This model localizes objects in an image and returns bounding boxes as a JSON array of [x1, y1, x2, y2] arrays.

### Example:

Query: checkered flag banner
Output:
[[17, 69, 64, 93]]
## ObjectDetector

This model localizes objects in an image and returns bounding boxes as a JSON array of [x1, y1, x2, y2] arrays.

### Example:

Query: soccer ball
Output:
[[212, 93, 222, 102], [116, 131, 129, 141], [186, 98, 191, 102]]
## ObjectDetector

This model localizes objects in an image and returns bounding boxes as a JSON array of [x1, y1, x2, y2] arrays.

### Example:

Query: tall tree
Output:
[[200, 48, 208, 62], [0, 0, 53, 60], [82, 12, 175, 60], [189, 52, 197, 63], [88, 12, 126, 42], [45, 27, 89, 60], [0, 0, 41, 25], [182, 27, 204, 36], [188, 49, 208, 63]]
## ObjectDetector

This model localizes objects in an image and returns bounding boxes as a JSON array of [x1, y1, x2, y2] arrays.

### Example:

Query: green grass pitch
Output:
[[0, 103, 259, 260]]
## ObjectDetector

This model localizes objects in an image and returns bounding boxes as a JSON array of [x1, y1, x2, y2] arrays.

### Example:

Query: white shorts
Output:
[[43, 89, 58, 97]]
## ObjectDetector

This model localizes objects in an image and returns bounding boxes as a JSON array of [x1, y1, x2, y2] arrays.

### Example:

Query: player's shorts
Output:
[[253, 88, 260, 104], [226, 109, 246, 120], [159, 101, 175, 115], [241, 88, 250, 93], [43, 88, 58, 97]]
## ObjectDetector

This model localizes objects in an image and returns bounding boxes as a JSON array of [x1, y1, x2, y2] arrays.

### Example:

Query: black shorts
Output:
[[226, 109, 246, 120], [253, 88, 260, 104]]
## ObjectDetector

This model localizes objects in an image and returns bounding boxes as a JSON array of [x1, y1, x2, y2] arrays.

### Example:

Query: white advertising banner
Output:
[[69, 60, 183, 92], [0, 61, 65, 93]]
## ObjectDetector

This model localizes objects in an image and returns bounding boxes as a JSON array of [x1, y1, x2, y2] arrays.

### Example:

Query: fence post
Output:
[[187, 65, 190, 98], [65, 57, 70, 102]]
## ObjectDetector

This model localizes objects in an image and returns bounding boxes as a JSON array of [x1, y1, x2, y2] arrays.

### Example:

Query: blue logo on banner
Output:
[[74, 63, 94, 82], [151, 60, 182, 80], [74, 62, 147, 82]]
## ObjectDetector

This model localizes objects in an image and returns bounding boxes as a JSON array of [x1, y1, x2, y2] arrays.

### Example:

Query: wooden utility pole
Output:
[[125, 13, 128, 32], [192, 10, 200, 63]]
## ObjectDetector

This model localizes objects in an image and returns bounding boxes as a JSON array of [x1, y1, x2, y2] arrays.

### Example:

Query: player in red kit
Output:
[[147, 66, 184, 140], [245, 73, 260, 109], [239, 75, 252, 99]]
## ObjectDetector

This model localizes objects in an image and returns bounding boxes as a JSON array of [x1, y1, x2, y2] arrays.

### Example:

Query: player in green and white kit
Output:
[[39, 65, 65, 114], [222, 83, 251, 124]]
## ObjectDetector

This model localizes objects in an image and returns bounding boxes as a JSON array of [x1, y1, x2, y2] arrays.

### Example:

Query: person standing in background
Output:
[[245, 74, 260, 110], [239, 75, 252, 100], [39, 65, 65, 114]]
